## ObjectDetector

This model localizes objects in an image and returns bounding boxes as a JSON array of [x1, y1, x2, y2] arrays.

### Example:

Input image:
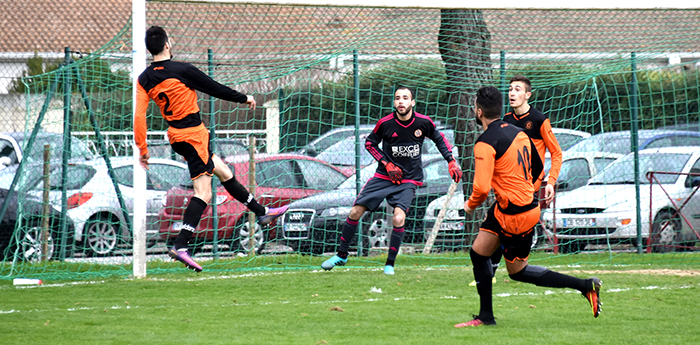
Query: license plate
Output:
[[284, 224, 309, 232], [562, 218, 596, 227], [439, 222, 464, 231]]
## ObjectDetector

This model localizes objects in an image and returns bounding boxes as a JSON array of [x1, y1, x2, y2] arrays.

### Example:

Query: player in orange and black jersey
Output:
[[454, 86, 601, 328], [504, 75, 562, 201], [134, 26, 287, 272], [478, 75, 565, 287]]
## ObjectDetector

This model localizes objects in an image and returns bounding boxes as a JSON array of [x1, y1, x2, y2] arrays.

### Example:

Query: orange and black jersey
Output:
[[467, 120, 543, 214], [503, 107, 562, 188], [134, 59, 248, 156]]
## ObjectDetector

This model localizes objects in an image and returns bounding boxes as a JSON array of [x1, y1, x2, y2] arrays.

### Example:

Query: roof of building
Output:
[[2, 1, 699, 55]]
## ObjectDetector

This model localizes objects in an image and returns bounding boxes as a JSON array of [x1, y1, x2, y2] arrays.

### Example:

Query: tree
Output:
[[438, 9, 493, 237]]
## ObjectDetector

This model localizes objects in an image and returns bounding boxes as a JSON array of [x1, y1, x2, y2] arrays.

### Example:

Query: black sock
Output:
[[470, 249, 494, 321], [490, 246, 503, 276], [175, 196, 207, 249], [386, 227, 405, 266], [337, 218, 359, 258], [509, 265, 589, 293], [222, 177, 265, 216]]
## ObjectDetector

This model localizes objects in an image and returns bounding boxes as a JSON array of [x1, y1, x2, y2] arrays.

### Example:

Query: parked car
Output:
[[298, 124, 376, 157], [422, 151, 623, 251], [552, 128, 591, 151], [0, 132, 95, 167], [542, 146, 700, 253], [158, 154, 352, 253], [280, 155, 454, 254], [550, 151, 624, 193], [0, 156, 187, 256], [566, 129, 700, 155], [0, 187, 71, 262]]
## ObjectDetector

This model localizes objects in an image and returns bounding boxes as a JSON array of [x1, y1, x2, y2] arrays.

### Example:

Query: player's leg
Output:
[[383, 207, 406, 275], [321, 204, 367, 270], [211, 154, 286, 224], [382, 184, 417, 274], [470, 245, 501, 286], [500, 210, 602, 317], [455, 229, 500, 327], [456, 204, 501, 328]]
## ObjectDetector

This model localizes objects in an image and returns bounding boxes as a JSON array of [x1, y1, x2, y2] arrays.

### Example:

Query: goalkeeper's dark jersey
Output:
[[365, 112, 454, 185]]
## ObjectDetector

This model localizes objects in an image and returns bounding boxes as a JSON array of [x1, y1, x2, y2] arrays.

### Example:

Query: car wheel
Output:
[[355, 213, 390, 256], [13, 219, 55, 262], [83, 215, 119, 257], [231, 214, 264, 253], [651, 210, 681, 253]]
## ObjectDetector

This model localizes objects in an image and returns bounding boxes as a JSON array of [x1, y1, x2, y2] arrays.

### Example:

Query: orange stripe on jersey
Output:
[[134, 81, 151, 156], [146, 78, 200, 122], [540, 118, 562, 186]]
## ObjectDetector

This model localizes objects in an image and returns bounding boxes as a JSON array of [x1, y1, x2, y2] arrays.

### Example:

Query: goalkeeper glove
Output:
[[383, 161, 403, 184], [448, 160, 462, 183]]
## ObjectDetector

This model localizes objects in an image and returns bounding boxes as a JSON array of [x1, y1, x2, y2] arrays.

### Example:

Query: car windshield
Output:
[[0, 163, 58, 193], [17, 134, 95, 162], [316, 138, 375, 166], [589, 152, 691, 185], [567, 135, 633, 154], [337, 163, 378, 189], [556, 132, 588, 151]]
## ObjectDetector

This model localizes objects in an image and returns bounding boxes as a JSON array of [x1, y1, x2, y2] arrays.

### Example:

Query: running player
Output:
[[134, 26, 287, 272], [455, 86, 600, 327], [478, 75, 564, 286], [321, 87, 461, 275]]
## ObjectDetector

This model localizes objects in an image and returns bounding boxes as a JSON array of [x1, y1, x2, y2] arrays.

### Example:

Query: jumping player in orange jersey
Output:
[[454, 86, 601, 327], [134, 26, 287, 272], [474, 75, 565, 286]]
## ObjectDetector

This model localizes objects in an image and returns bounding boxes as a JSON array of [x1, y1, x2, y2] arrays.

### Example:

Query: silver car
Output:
[[8, 157, 187, 256]]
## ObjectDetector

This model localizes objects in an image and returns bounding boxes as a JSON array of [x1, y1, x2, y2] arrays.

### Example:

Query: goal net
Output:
[[2, 0, 700, 280]]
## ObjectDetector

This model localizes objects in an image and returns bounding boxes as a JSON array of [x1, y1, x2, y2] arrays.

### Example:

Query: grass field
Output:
[[2, 257, 700, 345]]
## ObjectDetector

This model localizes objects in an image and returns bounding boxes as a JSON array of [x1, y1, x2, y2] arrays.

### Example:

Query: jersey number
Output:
[[516, 146, 531, 181], [157, 92, 173, 116]]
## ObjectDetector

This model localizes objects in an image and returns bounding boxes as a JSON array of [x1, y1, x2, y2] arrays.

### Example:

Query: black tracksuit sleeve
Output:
[[365, 123, 390, 164], [182, 63, 249, 103], [427, 126, 454, 162]]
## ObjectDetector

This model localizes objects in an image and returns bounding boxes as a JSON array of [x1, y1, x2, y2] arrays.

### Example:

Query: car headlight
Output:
[[321, 207, 352, 218]]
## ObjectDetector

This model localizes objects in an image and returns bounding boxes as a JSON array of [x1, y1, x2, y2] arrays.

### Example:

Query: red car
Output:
[[158, 153, 351, 253]]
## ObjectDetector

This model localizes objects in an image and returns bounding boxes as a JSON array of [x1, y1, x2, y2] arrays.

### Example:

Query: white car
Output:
[[7, 157, 188, 256], [542, 146, 700, 253], [549, 151, 623, 194]]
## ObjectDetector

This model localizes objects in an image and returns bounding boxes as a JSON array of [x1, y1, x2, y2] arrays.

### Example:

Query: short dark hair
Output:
[[475, 86, 503, 119], [145, 26, 169, 56], [509, 75, 532, 92], [395, 86, 415, 100]]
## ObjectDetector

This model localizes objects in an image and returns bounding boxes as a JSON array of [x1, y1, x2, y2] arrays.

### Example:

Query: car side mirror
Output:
[[305, 146, 317, 157], [691, 177, 700, 188], [556, 181, 568, 190]]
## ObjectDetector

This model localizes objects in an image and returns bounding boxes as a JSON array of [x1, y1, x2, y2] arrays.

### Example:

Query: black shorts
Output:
[[480, 203, 538, 263], [354, 176, 417, 212], [170, 128, 214, 180]]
